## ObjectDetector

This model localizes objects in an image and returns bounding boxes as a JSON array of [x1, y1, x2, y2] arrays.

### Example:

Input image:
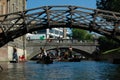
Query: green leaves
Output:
[[97, 0, 120, 12], [72, 28, 93, 41], [98, 36, 120, 52]]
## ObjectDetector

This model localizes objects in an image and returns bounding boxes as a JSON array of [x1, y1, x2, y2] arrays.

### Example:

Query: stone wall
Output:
[[8, 46, 27, 61], [0, 45, 8, 61], [0, 0, 27, 61], [0, 0, 7, 14]]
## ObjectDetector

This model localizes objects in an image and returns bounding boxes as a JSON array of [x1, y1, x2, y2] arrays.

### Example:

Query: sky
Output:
[[27, 0, 96, 9], [27, 0, 97, 34]]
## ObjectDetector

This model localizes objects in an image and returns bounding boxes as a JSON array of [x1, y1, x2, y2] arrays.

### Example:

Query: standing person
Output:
[[38, 47, 44, 60], [43, 48, 47, 56], [12, 47, 18, 62]]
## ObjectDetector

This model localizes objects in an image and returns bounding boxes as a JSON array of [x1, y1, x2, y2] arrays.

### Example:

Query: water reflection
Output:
[[0, 62, 26, 80], [0, 61, 120, 80]]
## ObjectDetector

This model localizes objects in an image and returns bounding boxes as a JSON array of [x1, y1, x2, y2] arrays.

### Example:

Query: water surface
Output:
[[0, 61, 120, 80]]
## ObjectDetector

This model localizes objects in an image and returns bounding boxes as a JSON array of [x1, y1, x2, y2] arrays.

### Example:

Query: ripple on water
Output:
[[0, 61, 120, 80]]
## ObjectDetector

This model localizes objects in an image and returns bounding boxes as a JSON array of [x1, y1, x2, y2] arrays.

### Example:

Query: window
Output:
[[60, 31, 63, 35], [49, 29, 53, 33], [55, 30, 59, 34], [37, 29, 46, 34]]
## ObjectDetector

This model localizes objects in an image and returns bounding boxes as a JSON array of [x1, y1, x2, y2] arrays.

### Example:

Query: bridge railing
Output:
[[26, 39, 98, 46]]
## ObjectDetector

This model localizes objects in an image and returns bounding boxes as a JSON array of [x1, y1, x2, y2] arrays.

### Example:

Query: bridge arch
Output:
[[28, 46, 94, 60], [48, 47, 93, 57], [0, 5, 120, 47]]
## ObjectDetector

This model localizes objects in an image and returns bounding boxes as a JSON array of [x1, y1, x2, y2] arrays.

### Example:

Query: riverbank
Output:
[[103, 47, 120, 54], [100, 47, 120, 64]]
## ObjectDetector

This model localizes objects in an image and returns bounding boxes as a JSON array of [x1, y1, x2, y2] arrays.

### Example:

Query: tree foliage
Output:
[[98, 36, 120, 52], [72, 29, 93, 41], [97, 0, 120, 52], [96, 0, 120, 12]]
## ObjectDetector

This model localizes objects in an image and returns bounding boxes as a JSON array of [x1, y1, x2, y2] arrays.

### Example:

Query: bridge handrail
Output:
[[1, 5, 120, 17], [26, 39, 98, 45]]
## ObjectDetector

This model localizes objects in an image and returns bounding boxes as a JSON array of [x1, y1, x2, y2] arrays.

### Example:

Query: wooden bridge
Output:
[[0, 5, 120, 47]]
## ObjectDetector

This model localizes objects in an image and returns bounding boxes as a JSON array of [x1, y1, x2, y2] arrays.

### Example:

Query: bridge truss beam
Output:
[[0, 5, 120, 47]]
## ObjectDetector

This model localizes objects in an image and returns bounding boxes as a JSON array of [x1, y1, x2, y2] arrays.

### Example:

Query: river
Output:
[[0, 61, 120, 80]]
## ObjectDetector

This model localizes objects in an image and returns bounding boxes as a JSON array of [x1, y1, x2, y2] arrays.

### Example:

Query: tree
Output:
[[98, 36, 120, 52], [96, 0, 120, 12], [72, 28, 93, 41], [96, 0, 120, 51]]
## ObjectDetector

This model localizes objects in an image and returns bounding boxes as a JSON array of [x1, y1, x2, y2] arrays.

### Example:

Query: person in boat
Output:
[[41, 48, 47, 61], [41, 54, 46, 61], [38, 47, 44, 60], [38, 53, 53, 64], [45, 54, 51, 63], [64, 52, 69, 60], [69, 55, 81, 62], [37, 48, 53, 64]]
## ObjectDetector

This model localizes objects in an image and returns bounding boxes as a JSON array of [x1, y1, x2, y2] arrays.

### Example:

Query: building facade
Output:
[[0, 0, 7, 14], [26, 28, 70, 40], [0, 0, 27, 61]]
